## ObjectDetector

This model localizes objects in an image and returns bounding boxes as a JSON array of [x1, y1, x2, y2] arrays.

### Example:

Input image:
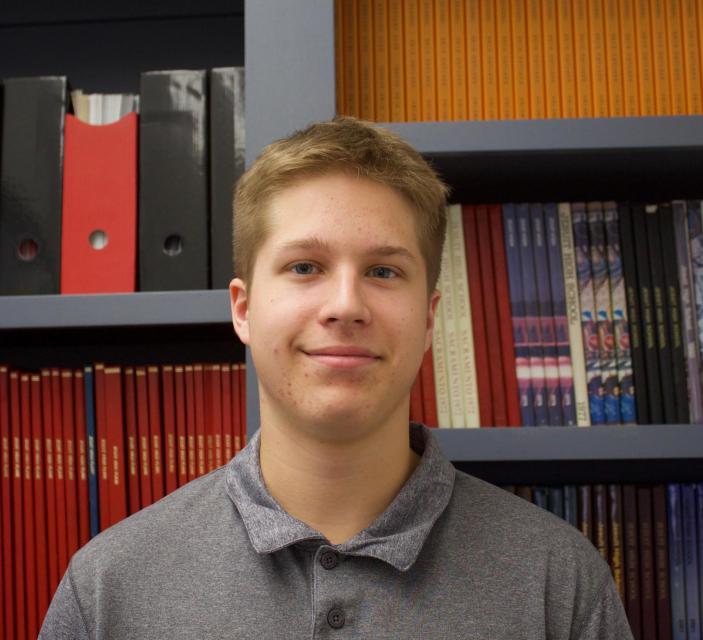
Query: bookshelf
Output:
[[244, 0, 703, 484]]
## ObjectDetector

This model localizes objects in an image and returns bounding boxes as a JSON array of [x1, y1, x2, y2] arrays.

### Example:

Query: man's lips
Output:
[[302, 346, 380, 369]]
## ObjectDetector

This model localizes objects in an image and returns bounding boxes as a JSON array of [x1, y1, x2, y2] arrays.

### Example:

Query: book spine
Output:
[[556, 0, 576, 117], [105, 367, 127, 527], [563, 485, 578, 528], [194, 365, 207, 474], [72, 369, 90, 548], [388, 0, 405, 121], [547, 486, 564, 519], [668, 484, 687, 640], [208, 364, 223, 469], [449, 0, 467, 120], [531, 203, 562, 426], [634, 0, 655, 115], [682, 484, 701, 639], [373, 0, 390, 121], [607, 484, 625, 601], [572, 202, 604, 424], [572, 0, 592, 117], [593, 484, 609, 563], [31, 374, 49, 626], [578, 485, 593, 543], [652, 485, 674, 640], [650, 0, 671, 115], [174, 366, 189, 485], [420, 348, 439, 427], [587, 0, 608, 116], [403, 0, 421, 121], [161, 366, 178, 491], [541, 0, 560, 118], [0, 367, 15, 637], [604, 202, 636, 424], [674, 201, 703, 423], [419, 0, 436, 121], [618, 0, 639, 116], [184, 366, 197, 480], [40, 370, 59, 592], [623, 484, 642, 639], [526, 0, 545, 118], [637, 486, 657, 638], [21, 374, 38, 639], [10, 372, 27, 639], [220, 364, 233, 465], [340, 0, 359, 117], [232, 365, 243, 454], [463, 205, 493, 426], [603, 0, 623, 116], [681, 0, 703, 114], [61, 370, 79, 560], [510, 0, 529, 120], [357, 0, 374, 119], [503, 203, 535, 425], [465, 0, 482, 119], [147, 367, 164, 500], [82, 367, 99, 539], [335, 0, 344, 114], [135, 367, 153, 509], [496, 0, 514, 119], [665, 0, 686, 115], [480, 0, 499, 119], [238, 365, 247, 449], [122, 368, 141, 516], [697, 484, 703, 639], [51, 368, 68, 573], [558, 203, 590, 425]]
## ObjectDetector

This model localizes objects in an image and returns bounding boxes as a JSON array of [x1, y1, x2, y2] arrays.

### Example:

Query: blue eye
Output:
[[369, 266, 397, 279], [291, 262, 318, 275]]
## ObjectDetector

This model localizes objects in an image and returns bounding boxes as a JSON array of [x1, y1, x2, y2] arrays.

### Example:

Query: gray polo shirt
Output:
[[40, 423, 633, 639]]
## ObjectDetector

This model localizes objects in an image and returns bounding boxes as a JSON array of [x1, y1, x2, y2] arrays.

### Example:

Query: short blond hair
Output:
[[233, 116, 450, 291]]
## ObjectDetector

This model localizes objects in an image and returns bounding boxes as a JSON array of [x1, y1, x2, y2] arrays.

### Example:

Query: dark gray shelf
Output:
[[0, 290, 232, 329]]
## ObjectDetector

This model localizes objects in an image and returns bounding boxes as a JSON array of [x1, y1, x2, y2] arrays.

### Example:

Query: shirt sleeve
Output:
[[573, 571, 635, 640], [39, 565, 91, 640]]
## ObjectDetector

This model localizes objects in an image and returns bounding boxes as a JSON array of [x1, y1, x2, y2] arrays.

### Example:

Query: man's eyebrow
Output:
[[277, 238, 417, 262]]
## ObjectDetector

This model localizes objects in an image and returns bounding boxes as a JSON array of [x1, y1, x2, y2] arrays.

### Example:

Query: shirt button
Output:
[[327, 607, 345, 629], [320, 550, 338, 570]]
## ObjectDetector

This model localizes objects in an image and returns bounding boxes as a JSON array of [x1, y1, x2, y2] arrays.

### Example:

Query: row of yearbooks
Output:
[[0, 67, 244, 296], [335, 0, 703, 122], [0, 362, 247, 639], [409, 200, 703, 428], [506, 483, 703, 640]]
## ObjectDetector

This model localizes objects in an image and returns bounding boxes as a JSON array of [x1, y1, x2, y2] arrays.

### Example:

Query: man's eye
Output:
[[290, 262, 319, 275], [369, 266, 397, 279]]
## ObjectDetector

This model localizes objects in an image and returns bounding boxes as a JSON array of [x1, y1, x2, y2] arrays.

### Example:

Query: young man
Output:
[[41, 118, 633, 639]]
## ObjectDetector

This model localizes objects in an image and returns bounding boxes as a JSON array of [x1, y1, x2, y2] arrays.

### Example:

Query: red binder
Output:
[[60, 112, 138, 294]]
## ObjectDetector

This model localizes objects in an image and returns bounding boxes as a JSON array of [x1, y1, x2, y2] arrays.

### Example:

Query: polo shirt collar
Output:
[[225, 422, 456, 572]]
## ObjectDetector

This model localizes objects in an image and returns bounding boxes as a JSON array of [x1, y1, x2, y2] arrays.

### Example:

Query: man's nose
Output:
[[318, 269, 372, 326]]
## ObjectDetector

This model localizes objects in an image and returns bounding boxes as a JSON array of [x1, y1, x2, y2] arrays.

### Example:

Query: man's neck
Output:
[[258, 414, 421, 546]]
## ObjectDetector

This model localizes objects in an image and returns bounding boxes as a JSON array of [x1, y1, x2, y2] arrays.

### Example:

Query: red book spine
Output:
[[211, 365, 223, 469], [409, 373, 424, 423], [10, 372, 26, 640], [193, 365, 206, 477], [0, 366, 15, 640], [104, 367, 127, 527], [231, 364, 242, 456], [73, 369, 90, 548], [122, 368, 141, 515], [39, 370, 59, 595], [477, 204, 508, 426], [31, 374, 50, 629], [60, 112, 138, 294], [21, 373, 37, 639], [637, 486, 657, 640], [134, 368, 152, 510], [93, 364, 110, 533], [174, 366, 188, 487], [161, 366, 178, 494], [239, 364, 247, 449], [420, 348, 439, 427], [184, 366, 197, 480], [146, 367, 164, 502], [220, 364, 233, 464], [61, 370, 79, 563], [50, 368, 69, 581], [203, 365, 215, 472], [463, 204, 493, 426], [489, 203, 522, 426]]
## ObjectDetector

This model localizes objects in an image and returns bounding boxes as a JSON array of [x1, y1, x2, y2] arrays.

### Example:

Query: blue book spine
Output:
[[547, 486, 564, 519], [683, 484, 701, 640], [697, 483, 703, 637], [572, 202, 605, 424], [503, 203, 535, 426], [517, 203, 548, 426], [532, 486, 548, 511], [563, 485, 578, 528], [84, 365, 100, 538], [531, 203, 563, 426], [668, 484, 688, 640]]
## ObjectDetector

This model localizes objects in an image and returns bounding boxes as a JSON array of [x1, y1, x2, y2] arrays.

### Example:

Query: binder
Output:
[[0, 76, 67, 295], [139, 70, 209, 291], [60, 113, 138, 293]]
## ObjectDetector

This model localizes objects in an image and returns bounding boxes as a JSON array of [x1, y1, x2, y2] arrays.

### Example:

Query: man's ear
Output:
[[229, 277, 251, 346], [424, 288, 441, 352]]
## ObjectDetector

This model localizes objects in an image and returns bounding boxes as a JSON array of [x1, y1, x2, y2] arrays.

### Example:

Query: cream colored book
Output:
[[558, 202, 591, 426], [432, 286, 451, 428]]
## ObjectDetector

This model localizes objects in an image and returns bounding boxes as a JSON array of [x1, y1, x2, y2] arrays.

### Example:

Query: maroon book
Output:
[[637, 486, 657, 640], [623, 485, 642, 640], [651, 485, 672, 640], [122, 368, 141, 516]]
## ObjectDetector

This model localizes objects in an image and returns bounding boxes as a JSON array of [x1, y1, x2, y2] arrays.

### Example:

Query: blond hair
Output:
[[233, 116, 450, 291]]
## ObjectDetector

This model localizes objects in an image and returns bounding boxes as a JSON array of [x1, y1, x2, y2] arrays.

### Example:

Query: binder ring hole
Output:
[[89, 230, 108, 250], [163, 235, 183, 256], [17, 238, 39, 262]]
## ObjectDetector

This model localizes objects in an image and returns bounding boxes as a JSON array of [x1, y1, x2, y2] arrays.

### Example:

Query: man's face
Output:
[[229, 172, 440, 443]]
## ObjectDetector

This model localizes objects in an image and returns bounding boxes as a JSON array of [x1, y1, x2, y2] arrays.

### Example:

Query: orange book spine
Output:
[[496, 0, 515, 119], [30, 374, 49, 628], [193, 365, 207, 477], [161, 366, 178, 493], [466, 0, 483, 119], [557, 0, 577, 117], [542, 0, 562, 118], [445, 0, 465, 120], [681, 0, 702, 113], [510, 0, 530, 119], [698, 0, 703, 112], [481, 0, 499, 119], [184, 365, 197, 479], [10, 373, 27, 640], [358, 0, 375, 119], [174, 366, 189, 487], [122, 368, 141, 515], [60, 370, 79, 561], [146, 366, 164, 501], [341, 0, 360, 116], [374, 0, 391, 121], [104, 367, 127, 527], [527, 0, 545, 118], [238, 364, 247, 450], [51, 368, 69, 576], [134, 367, 152, 509], [619, 0, 640, 115], [665, 0, 686, 114], [73, 369, 90, 547], [403, 0, 422, 120], [588, 0, 609, 117], [21, 373, 38, 640], [220, 364, 233, 464], [649, 0, 670, 115], [419, 0, 437, 120], [39, 370, 59, 594], [1, 367, 15, 638], [335, 0, 345, 115], [603, 0, 624, 116], [388, 0, 405, 121], [572, 0, 593, 117], [434, 0, 452, 120], [634, 0, 655, 115]]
